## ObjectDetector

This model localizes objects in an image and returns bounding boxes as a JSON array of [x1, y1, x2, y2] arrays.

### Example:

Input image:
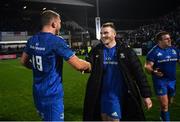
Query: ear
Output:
[[52, 22, 56, 28], [114, 31, 116, 37]]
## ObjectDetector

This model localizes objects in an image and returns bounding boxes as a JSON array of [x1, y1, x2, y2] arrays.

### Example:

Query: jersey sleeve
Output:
[[146, 48, 156, 62], [173, 46, 180, 61], [23, 39, 31, 55], [54, 37, 75, 61]]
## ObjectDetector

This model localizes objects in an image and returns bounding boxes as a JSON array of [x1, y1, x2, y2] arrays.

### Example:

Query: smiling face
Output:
[[100, 26, 116, 46]]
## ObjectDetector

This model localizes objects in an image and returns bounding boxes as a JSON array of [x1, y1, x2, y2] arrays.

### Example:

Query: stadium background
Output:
[[0, 0, 179, 120]]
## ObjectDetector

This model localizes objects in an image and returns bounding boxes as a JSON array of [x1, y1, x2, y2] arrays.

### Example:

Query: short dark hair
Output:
[[41, 10, 60, 26], [102, 22, 116, 31], [155, 31, 170, 42]]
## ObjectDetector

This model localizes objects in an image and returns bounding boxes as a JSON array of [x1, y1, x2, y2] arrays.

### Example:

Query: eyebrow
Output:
[[100, 31, 108, 34]]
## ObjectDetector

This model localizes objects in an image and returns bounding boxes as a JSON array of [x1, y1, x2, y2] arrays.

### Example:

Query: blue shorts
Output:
[[34, 97, 64, 121], [153, 79, 176, 96], [101, 99, 122, 119]]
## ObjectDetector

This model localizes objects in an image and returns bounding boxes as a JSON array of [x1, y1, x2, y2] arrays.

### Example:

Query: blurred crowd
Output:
[[118, 7, 180, 54], [1, 7, 179, 56]]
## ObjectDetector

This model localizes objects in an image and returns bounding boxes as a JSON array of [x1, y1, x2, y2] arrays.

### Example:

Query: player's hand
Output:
[[87, 62, 91, 71], [153, 68, 163, 77], [143, 97, 152, 110], [80, 61, 91, 74], [81, 71, 85, 74]]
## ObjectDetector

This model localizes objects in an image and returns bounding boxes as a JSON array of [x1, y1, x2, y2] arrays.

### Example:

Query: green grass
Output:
[[0, 56, 179, 121]]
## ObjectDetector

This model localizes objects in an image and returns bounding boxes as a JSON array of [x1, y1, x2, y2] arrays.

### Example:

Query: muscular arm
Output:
[[144, 60, 163, 77], [20, 52, 32, 69], [144, 61, 154, 74], [67, 55, 91, 72]]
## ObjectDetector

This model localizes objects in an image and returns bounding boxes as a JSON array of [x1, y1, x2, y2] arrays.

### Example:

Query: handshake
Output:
[[78, 59, 91, 74]]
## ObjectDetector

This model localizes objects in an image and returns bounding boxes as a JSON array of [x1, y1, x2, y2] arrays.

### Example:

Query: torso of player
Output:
[[101, 45, 125, 101], [152, 46, 178, 80]]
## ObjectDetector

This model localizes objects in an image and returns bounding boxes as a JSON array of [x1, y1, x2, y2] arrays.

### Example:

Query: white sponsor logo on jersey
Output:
[[166, 56, 171, 59], [120, 53, 125, 58], [111, 112, 118, 117], [157, 52, 162, 56], [172, 49, 177, 55]]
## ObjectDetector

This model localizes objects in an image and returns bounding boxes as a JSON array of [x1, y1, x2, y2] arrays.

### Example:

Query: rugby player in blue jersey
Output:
[[83, 22, 152, 121], [20, 10, 91, 121], [145, 31, 180, 121]]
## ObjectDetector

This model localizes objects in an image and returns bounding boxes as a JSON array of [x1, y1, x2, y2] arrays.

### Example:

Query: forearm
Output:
[[144, 65, 154, 74], [20, 52, 32, 69], [77, 59, 91, 71], [67, 55, 91, 71], [22, 61, 32, 69], [144, 61, 154, 74]]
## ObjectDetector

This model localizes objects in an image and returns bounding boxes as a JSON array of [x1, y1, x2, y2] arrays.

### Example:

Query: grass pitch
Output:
[[0, 56, 179, 120]]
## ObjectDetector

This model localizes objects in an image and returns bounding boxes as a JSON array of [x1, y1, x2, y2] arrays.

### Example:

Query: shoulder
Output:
[[28, 33, 40, 41], [92, 43, 104, 51], [147, 45, 158, 55], [169, 45, 177, 50], [117, 42, 134, 55], [169, 46, 179, 55], [51, 35, 64, 41], [53, 35, 68, 45], [26, 34, 38, 45], [116, 41, 130, 49], [54, 35, 66, 42], [115, 42, 137, 61]]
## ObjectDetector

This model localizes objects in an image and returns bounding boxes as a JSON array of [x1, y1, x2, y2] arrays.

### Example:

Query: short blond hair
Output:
[[41, 10, 60, 26], [102, 22, 116, 31]]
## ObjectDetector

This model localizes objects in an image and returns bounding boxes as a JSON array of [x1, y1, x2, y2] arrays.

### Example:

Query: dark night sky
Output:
[[1, 0, 179, 19], [84, 0, 179, 29], [87, 0, 179, 19], [0, 0, 179, 30]]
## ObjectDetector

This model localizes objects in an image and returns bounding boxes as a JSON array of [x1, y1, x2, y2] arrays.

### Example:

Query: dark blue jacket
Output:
[[83, 42, 152, 121]]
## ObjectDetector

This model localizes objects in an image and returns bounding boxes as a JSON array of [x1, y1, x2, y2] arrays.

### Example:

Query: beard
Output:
[[101, 38, 111, 45], [55, 29, 60, 35]]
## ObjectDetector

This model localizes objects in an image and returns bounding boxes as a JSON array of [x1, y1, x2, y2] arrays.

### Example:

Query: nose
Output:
[[167, 38, 171, 42], [101, 33, 105, 38]]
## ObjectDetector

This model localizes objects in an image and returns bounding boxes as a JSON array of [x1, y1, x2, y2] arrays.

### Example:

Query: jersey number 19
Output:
[[32, 55, 43, 71]]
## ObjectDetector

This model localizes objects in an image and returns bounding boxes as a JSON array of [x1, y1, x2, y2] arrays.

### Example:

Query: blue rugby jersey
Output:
[[146, 45, 179, 81], [101, 45, 125, 101], [24, 32, 74, 100]]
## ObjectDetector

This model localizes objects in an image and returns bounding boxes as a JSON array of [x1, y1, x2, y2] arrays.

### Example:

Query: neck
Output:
[[158, 44, 170, 49], [41, 26, 56, 35], [105, 40, 116, 48]]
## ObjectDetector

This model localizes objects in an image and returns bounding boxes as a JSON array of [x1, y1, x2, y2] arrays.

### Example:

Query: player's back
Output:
[[26, 32, 64, 98]]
